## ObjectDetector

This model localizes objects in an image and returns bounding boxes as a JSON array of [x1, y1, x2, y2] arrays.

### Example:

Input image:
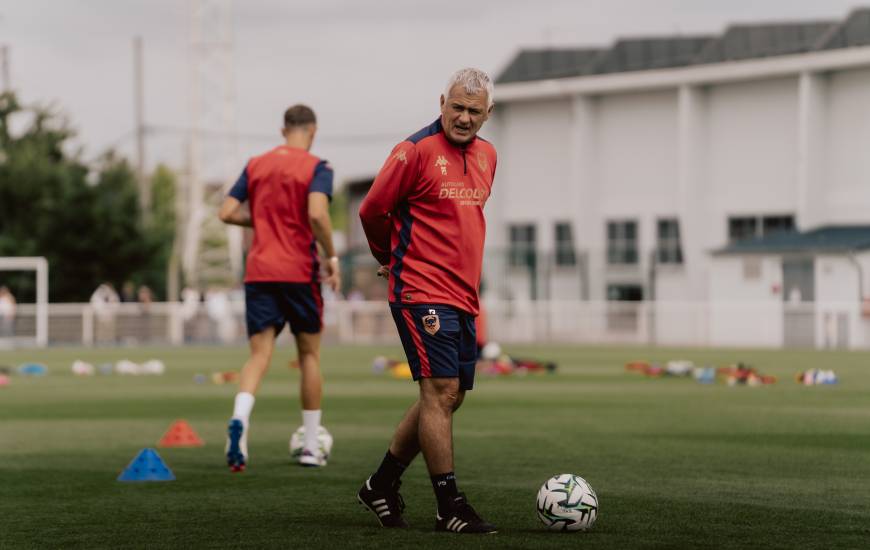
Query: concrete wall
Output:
[[706, 253, 870, 348], [824, 68, 870, 222], [708, 256, 783, 346]]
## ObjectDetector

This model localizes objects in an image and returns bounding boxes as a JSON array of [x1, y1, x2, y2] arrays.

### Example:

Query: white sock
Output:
[[302, 409, 321, 450], [232, 392, 255, 424]]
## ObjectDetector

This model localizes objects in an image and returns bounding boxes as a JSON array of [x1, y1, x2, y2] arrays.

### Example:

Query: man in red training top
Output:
[[357, 68, 497, 534], [218, 104, 340, 471]]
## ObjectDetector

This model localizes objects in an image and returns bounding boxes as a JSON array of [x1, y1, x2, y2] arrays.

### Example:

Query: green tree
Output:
[[0, 92, 175, 302]]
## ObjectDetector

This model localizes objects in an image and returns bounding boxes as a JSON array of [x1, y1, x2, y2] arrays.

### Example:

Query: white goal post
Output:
[[0, 256, 49, 347]]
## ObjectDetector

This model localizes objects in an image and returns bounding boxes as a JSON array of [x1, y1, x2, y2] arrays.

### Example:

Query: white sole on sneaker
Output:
[[298, 450, 326, 467]]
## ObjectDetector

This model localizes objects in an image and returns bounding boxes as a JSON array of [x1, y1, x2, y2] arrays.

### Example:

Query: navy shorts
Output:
[[244, 282, 323, 337], [390, 303, 477, 391]]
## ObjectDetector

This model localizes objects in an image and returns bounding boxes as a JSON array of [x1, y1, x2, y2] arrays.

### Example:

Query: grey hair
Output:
[[444, 68, 494, 107]]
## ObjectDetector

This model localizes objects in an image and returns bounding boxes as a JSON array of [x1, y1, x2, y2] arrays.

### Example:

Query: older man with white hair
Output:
[[357, 68, 498, 534]]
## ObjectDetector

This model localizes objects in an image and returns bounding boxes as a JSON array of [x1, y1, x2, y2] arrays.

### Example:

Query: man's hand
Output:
[[377, 265, 389, 278], [325, 256, 342, 292]]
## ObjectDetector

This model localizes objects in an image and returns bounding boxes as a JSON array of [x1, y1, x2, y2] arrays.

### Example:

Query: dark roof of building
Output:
[[694, 22, 836, 64], [713, 226, 870, 256], [593, 36, 714, 74], [815, 8, 870, 50], [494, 48, 604, 83], [497, 7, 870, 84]]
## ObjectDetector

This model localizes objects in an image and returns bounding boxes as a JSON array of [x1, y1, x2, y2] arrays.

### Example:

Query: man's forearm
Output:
[[359, 214, 391, 266], [310, 216, 336, 258], [222, 212, 252, 227]]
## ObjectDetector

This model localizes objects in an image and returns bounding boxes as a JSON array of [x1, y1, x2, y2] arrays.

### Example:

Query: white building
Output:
[[487, 8, 870, 317]]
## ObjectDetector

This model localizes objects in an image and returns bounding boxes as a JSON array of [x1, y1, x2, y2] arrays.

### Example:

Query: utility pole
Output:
[[1, 45, 10, 92], [133, 36, 149, 219]]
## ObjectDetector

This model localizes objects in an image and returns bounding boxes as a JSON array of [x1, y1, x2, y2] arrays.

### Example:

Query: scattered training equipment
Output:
[[193, 373, 207, 384], [117, 448, 175, 482], [693, 367, 717, 384], [0, 374, 9, 387], [536, 474, 598, 532], [114, 359, 166, 376], [389, 362, 413, 379], [98, 362, 114, 375], [289, 426, 333, 464], [71, 360, 95, 376], [626, 360, 775, 386], [721, 363, 776, 386], [114, 359, 140, 375], [626, 360, 695, 378], [158, 419, 205, 447], [18, 363, 47, 376], [0, 365, 12, 375], [796, 369, 838, 385], [211, 371, 239, 385], [140, 359, 166, 375]]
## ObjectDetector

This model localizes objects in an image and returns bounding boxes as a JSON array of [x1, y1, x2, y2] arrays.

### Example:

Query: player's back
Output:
[[244, 146, 322, 283]]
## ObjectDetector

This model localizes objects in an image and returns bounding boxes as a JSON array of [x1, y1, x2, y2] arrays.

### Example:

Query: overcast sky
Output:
[[1, 0, 862, 182]]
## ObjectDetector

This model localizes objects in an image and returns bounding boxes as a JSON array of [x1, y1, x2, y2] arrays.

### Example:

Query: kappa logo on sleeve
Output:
[[422, 309, 440, 335], [476, 152, 489, 171], [393, 150, 408, 165]]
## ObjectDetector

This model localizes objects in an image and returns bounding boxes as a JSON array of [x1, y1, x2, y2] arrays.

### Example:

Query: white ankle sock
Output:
[[232, 392, 255, 424], [302, 409, 321, 450]]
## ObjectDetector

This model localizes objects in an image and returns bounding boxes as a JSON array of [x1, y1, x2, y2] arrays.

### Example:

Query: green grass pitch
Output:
[[2, 344, 869, 549]]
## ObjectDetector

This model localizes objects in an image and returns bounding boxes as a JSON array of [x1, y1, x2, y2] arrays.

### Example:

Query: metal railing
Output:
[[3, 299, 869, 350]]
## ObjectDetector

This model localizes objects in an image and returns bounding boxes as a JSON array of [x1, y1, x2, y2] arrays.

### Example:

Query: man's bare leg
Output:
[[228, 327, 276, 470], [417, 377, 462, 474], [295, 331, 322, 409], [295, 331, 325, 463], [238, 327, 277, 394]]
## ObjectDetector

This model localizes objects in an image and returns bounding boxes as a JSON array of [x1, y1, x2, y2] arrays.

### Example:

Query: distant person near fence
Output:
[[90, 282, 120, 344], [0, 286, 16, 337]]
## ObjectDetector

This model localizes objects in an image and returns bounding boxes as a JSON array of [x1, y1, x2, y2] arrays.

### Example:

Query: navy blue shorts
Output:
[[244, 282, 323, 337], [390, 303, 477, 391]]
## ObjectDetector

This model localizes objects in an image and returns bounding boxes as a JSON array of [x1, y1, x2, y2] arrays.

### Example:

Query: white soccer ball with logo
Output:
[[289, 426, 333, 460], [536, 473, 598, 531]]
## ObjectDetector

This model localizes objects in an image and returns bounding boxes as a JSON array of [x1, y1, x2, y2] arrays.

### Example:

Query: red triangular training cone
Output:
[[158, 419, 205, 447]]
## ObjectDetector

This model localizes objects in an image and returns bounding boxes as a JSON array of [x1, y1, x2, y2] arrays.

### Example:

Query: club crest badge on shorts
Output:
[[422, 309, 440, 336]]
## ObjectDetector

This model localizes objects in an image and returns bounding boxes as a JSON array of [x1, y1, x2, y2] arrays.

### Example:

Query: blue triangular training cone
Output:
[[117, 448, 176, 482]]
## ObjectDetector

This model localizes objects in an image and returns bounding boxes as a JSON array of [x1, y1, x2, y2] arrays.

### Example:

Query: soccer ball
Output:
[[289, 426, 333, 460], [536, 474, 598, 531]]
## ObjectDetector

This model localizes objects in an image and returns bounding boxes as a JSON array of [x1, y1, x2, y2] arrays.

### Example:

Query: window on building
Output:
[[729, 214, 795, 243], [728, 217, 758, 243], [606, 284, 643, 331], [607, 284, 643, 301], [607, 220, 638, 265], [554, 222, 576, 267], [762, 215, 795, 236], [656, 218, 683, 264], [509, 224, 536, 268]]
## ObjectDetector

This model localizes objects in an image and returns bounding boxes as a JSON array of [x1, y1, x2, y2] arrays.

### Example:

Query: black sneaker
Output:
[[435, 493, 497, 534], [357, 477, 409, 528]]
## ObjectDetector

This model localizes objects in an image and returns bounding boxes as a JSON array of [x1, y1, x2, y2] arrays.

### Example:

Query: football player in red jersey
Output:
[[218, 105, 340, 470], [357, 68, 498, 534]]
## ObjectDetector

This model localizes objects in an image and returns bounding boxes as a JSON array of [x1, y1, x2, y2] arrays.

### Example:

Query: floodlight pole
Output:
[[133, 36, 150, 220], [182, 0, 241, 287]]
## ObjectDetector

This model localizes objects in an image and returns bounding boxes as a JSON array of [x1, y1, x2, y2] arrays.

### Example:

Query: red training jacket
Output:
[[359, 118, 497, 315]]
